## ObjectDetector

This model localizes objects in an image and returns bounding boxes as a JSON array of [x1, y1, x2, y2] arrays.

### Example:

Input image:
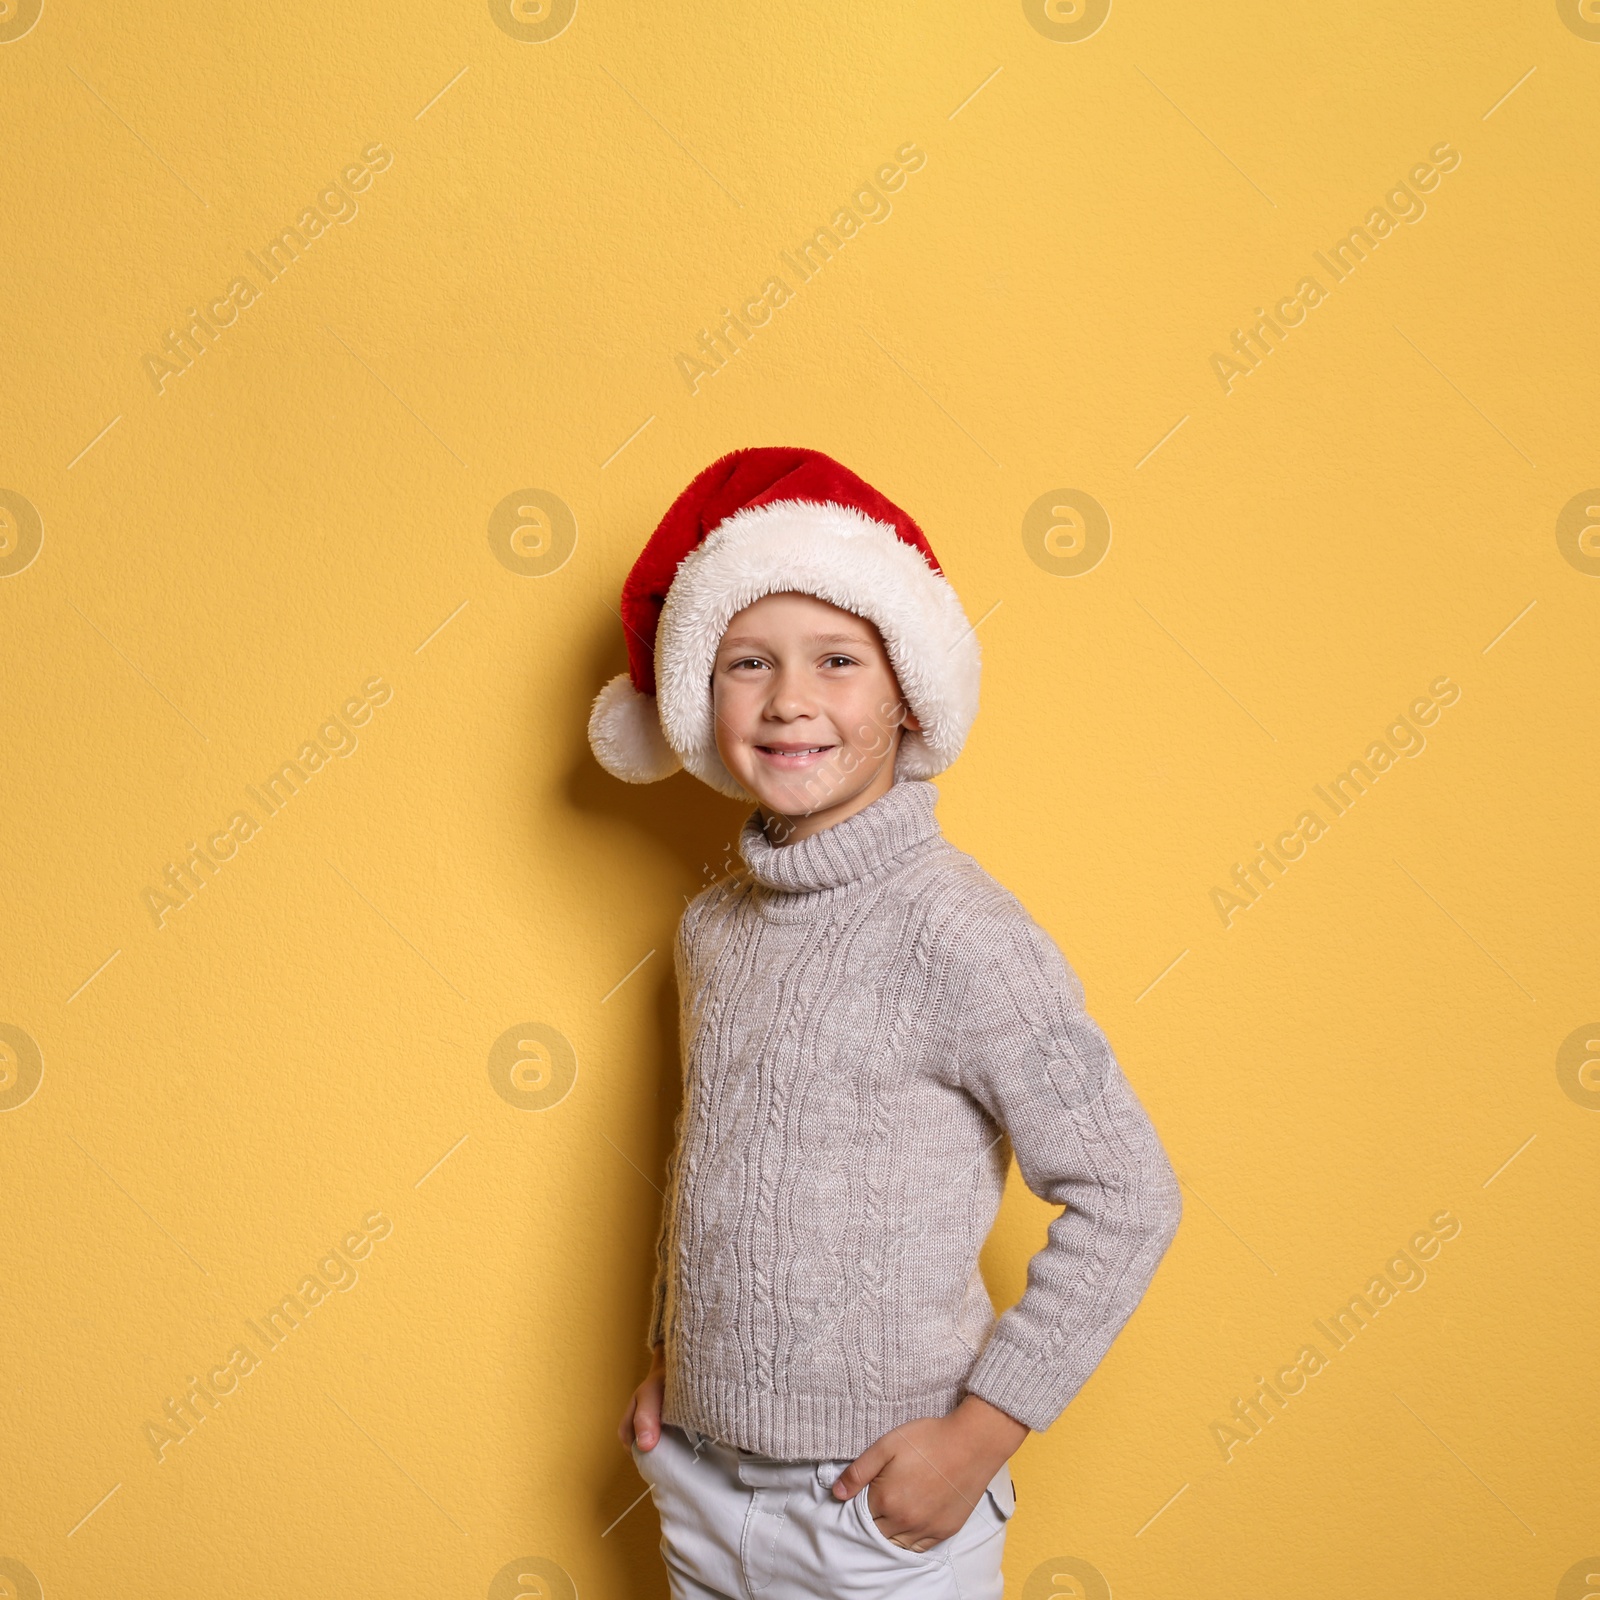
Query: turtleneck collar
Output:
[[737, 778, 943, 898]]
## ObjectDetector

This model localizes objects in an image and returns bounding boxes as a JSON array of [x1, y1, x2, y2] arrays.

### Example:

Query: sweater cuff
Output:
[[962, 1333, 1078, 1434]]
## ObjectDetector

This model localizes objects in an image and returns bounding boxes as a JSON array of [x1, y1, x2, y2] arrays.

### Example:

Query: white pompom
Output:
[[587, 673, 682, 783]]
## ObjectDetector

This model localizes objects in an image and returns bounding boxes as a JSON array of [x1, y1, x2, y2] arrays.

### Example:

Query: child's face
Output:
[[711, 591, 919, 830]]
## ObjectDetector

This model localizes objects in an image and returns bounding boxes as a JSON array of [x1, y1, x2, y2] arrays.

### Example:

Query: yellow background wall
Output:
[[2, 2, 1596, 1595]]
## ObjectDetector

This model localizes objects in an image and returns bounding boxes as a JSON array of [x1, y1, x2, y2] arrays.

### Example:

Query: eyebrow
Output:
[[719, 630, 873, 650]]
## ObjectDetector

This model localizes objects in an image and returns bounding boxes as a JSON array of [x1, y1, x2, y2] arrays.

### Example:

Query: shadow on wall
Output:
[[559, 616, 751, 896], [546, 624, 752, 1582]]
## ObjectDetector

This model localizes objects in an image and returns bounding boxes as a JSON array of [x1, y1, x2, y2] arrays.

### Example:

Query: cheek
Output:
[[834, 688, 896, 749], [711, 680, 759, 740]]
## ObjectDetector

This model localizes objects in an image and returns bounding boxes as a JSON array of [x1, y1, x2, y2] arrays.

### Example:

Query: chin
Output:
[[744, 776, 830, 816], [756, 764, 878, 819]]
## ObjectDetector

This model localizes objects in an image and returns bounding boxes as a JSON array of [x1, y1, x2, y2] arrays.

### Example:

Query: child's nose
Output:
[[765, 672, 814, 719]]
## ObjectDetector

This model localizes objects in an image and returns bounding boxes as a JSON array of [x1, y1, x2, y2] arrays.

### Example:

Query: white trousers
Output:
[[631, 1421, 1015, 1599]]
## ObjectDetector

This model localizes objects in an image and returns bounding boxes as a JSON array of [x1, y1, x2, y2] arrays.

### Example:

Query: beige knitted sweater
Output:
[[649, 777, 1181, 1460]]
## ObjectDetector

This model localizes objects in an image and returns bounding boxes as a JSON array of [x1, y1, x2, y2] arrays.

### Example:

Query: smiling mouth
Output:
[[756, 743, 836, 762]]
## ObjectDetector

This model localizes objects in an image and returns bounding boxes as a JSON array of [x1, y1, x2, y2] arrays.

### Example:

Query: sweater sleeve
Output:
[[954, 905, 1182, 1432]]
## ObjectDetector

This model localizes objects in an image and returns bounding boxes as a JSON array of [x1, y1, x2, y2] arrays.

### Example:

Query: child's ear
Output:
[[880, 681, 919, 733]]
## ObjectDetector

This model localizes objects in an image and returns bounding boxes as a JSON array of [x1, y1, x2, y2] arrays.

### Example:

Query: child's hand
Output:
[[618, 1341, 668, 1450], [832, 1396, 1027, 1551]]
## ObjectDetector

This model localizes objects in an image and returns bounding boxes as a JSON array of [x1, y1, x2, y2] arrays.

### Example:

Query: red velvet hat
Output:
[[587, 446, 982, 798]]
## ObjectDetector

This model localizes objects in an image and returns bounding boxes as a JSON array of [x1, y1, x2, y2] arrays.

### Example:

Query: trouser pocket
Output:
[[631, 1422, 682, 1483], [852, 1482, 944, 1563], [740, 1487, 792, 1592]]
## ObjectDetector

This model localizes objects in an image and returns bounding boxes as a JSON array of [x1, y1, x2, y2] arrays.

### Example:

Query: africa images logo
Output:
[[1207, 1209, 1461, 1462], [1209, 141, 1461, 394], [673, 142, 926, 395], [140, 1210, 393, 1463], [1209, 675, 1461, 927], [140, 141, 394, 397], [139, 675, 392, 929]]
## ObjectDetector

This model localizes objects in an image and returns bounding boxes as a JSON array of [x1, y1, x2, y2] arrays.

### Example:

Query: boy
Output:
[[590, 448, 1182, 1598]]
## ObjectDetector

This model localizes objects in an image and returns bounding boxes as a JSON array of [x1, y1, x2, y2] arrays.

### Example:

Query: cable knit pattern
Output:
[[647, 777, 1182, 1459]]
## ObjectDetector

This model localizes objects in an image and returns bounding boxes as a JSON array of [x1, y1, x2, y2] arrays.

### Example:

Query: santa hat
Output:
[[587, 446, 981, 799]]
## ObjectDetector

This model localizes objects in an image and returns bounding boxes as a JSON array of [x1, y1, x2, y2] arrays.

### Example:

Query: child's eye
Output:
[[821, 654, 857, 669]]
